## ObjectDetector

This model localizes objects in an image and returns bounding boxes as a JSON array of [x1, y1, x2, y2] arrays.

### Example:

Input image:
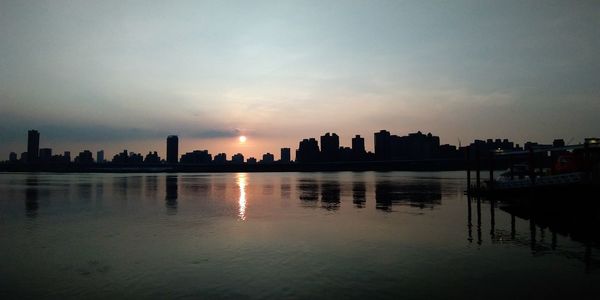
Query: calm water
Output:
[[1, 172, 599, 299]]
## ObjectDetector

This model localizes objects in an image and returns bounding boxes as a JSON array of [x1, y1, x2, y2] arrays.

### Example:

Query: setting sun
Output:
[[239, 135, 247, 143]]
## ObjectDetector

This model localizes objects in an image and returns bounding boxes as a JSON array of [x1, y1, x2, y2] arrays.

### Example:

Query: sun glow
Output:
[[239, 135, 247, 143]]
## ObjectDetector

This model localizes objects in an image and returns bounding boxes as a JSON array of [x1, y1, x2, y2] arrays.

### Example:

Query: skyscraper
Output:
[[320, 132, 340, 162], [280, 148, 291, 163], [296, 138, 320, 163], [97, 150, 104, 163], [352, 135, 365, 160], [167, 135, 179, 164], [27, 130, 40, 163], [374, 130, 391, 161]]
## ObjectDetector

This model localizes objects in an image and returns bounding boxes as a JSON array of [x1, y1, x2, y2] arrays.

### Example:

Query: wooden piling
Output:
[[476, 148, 481, 192], [466, 146, 471, 193], [489, 151, 494, 191], [528, 148, 536, 186]]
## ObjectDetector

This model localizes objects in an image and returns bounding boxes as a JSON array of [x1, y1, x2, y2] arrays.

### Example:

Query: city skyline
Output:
[[1, 1, 599, 160], [5, 127, 574, 165]]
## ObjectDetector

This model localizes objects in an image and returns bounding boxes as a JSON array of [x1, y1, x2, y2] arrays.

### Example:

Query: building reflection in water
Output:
[[321, 181, 341, 211], [298, 178, 319, 208], [352, 182, 366, 208], [145, 175, 158, 200], [469, 195, 600, 271], [165, 175, 178, 215], [375, 179, 442, 212], [237, 173, 247, 221], [280, 177, 291, 200], [25, 175, 39, 218]]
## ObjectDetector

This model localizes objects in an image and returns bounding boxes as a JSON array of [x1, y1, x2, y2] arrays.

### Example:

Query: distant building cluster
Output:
[[2, 129, 585, 167]]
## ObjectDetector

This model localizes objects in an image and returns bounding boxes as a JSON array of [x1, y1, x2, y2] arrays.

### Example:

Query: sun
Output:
[[239, 135, 247, 143]]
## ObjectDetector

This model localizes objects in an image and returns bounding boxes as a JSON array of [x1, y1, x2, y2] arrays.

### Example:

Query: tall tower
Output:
[[352, 135, 366, 160], [374, 130, 391, 161], [280, 148, 291, 163], [167, 135, 179, 164], [27, 130, 40, 163], [320, 132, 340, 162]]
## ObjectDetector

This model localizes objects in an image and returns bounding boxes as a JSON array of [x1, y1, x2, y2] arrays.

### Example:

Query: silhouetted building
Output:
[[113, 150, 141, 164], [470, 138, 518, 153], [27, 130, 40, 163], [214, 153, 227, 164], [352, 135, 366, 160], [9, 152, 17, 162], [261, 153, 275, 164], [97, 150, 104, 163], [296, 138, 320, 163], [20, 152, 27, 162], [39, 148, 52, 162], [180, 150, 211, 164], [280, 148, 291, 163], [374, 130, 391, 160], [339, 146, 353, 161], [75, 150, 94, 164], [320, 133, 340, 162], [439, 144, 459, 159], [231, 153, 244, 164], [64, 151, 71, 163], [144, 151, 161, 163], [247, 157, 257, 164], [390, 131, 441, 160], [553, 139, 565, 147], [166, 135, 179, 164]]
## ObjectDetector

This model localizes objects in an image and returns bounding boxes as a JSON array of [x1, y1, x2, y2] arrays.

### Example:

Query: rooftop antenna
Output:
[[457, 138, 462, 148]]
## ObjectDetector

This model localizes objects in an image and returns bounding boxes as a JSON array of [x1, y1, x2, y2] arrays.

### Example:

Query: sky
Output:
[[1, 0, 599, 160]]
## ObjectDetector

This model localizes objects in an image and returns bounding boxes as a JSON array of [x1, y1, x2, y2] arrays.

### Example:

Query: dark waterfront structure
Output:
[[232, 153, 244, 164], [75, 150, 94, 164], [320, 133, 340, 162], [261, 153, 275, 164], [144, 151, 161, 164], [280, 148, 291, 163], [180, 150, 211, 164], [374, 130, 391, 161], [97, 150, 104, 164], [27, 130, 40, 163], [352, 135, 366, 160], [39, 148, 52, 162], [214, 153, 227, 164], [391, 131, 441, 160], [166, 135, 179, 164], [296, 138, 320, 163], [9, 152, 17, 162]]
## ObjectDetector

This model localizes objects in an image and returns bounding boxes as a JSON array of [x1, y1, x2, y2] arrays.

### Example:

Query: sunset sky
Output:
[[1, 1, 599, 160]]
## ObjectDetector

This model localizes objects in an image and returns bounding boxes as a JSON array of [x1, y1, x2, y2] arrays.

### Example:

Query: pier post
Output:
[[509, 155, 514, 180], [476, 196, 482, 245], [476, 148, 481, 192], [490, 199, 495, 239], [466, 147, 471, 193], [467, 193, 473, 243], [510, 214, 516, 239], [528, 148, 536, 186], [489, 151, 494, 191]]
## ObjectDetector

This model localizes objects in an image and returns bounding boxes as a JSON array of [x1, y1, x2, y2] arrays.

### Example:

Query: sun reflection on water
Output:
[[237, 173, 247, 221]]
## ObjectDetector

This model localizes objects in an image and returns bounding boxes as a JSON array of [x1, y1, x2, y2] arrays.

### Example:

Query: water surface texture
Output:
[[1, 172, 598, 299]]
